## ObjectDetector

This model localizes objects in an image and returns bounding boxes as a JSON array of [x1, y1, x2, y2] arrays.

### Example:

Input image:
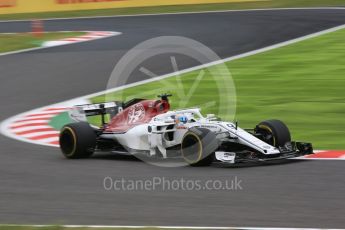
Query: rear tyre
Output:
[[181, 127, 218, 166], [255, 119, 291, 147], [59, 122, 97, 159]]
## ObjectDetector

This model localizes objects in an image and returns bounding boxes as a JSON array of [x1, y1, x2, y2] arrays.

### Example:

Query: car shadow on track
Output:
[[213, 159, 309, 168], [91, 153, 140, 162], [89, 153, 309, 169]]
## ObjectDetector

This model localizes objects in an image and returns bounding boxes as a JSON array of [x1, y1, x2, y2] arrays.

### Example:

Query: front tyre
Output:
[[59, 122, 97, 159], [181, 127, 218, 167], [255, 119, 291, 147]]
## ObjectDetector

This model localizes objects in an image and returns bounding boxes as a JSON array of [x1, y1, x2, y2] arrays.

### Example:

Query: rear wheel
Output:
[[255, 119, 291, 147], [59, 122, 97, 159], [181, 128, 218, 166]]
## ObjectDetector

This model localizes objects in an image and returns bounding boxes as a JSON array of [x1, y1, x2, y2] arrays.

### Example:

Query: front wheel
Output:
[[59, 122, 97, 159], [181, 127, 218, 166], [255, 119, 291, 147]]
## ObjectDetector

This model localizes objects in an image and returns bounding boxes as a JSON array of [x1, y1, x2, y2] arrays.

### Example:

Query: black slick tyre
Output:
[[181, 127, 218, 166], [59, 122, 96, 159]]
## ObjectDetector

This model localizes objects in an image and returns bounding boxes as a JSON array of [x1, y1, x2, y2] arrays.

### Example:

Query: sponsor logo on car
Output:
[[128, 103, 145, 124]]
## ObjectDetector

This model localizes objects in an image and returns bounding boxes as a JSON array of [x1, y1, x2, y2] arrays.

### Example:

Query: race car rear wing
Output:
[[69, 101, 123, 123]]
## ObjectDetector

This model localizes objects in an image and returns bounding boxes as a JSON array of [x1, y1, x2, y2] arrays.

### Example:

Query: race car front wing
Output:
[[215, 141, 313, 164]]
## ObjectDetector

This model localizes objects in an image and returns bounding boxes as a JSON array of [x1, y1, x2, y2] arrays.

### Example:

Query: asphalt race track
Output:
[[0, 9, 345, 228]]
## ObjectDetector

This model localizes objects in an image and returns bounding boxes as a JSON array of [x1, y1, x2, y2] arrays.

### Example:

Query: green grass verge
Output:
[[0, 0, 344, 20], [0, 32, 85, 53], [91, 28, 345, 150], [49, 112, 73, 131]]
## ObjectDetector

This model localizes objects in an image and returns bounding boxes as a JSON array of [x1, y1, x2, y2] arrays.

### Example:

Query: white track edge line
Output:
[[1, 225, 343, 230], [1, 23, 345, 147], [0, 7, 344, 23], [68, 23, 345, 100], [0, 31, 121, 56]]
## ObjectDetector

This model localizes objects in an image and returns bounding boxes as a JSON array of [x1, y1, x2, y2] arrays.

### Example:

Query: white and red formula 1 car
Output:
[[59, 94, 313, 166]]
